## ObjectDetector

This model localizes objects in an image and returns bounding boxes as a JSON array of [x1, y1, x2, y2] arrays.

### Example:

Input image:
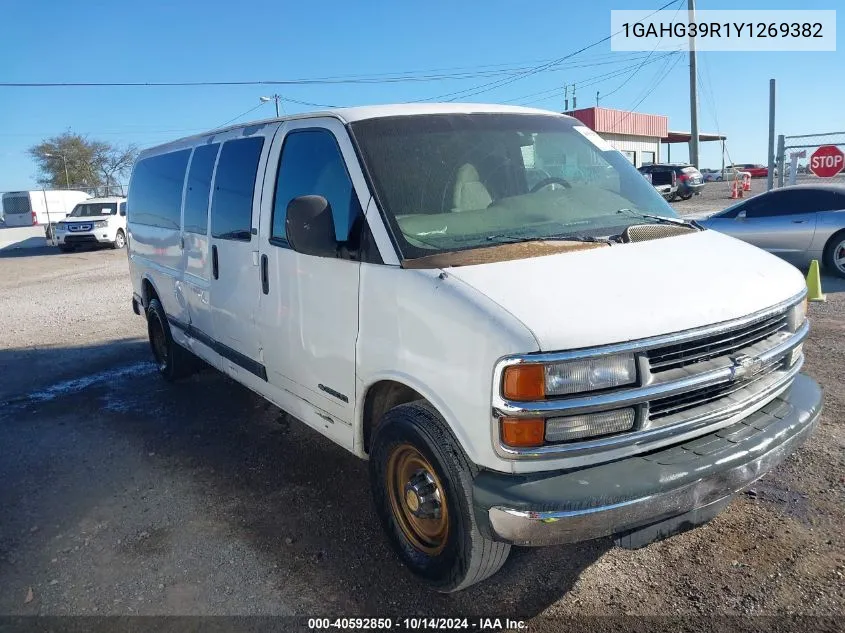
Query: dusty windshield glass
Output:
[[350, 113, 680, 259], [69, 203, 117, 217]]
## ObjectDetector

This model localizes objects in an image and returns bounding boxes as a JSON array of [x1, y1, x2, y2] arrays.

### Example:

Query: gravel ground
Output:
[[0, 237, 843, 629]]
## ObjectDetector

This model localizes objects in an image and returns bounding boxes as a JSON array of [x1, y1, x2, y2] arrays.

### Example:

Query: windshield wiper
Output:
[[485, 234, 612, 245], [617, 208, 702, 229]]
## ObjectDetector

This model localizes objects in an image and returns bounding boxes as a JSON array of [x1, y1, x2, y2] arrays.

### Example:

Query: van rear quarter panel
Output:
[[128, 222, 183, 320], [356, 264, 539, 472]]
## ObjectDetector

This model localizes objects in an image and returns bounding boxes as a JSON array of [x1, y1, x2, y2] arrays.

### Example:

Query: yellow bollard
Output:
[[806, 260, 826, 302]]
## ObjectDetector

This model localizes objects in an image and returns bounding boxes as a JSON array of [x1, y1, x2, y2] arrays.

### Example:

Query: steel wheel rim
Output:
[[116, 232, 125, 248], [149, 315, 168, 371], [386, 444, 449, 556], [835, 240, 845, 273]]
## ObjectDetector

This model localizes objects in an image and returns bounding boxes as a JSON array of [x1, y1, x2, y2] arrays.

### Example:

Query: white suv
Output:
[[55, 197, 127, 252]]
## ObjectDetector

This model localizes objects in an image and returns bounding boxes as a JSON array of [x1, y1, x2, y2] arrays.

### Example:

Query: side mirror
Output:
[[736, 209, 746, 220], [120, 209, 126, 217], [285, 195, 337, 257]]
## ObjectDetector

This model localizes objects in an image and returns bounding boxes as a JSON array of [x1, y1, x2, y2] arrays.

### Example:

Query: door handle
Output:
[[261, 254, 269, 294], [211, 245, 219, 280], [791, 220, 807, 224]]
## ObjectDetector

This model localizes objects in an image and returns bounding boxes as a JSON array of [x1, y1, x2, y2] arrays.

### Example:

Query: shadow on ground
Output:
[[0, 342, 608, 617]]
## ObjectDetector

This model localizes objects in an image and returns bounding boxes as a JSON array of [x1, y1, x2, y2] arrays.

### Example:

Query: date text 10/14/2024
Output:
[[307, 618, 527, 630]]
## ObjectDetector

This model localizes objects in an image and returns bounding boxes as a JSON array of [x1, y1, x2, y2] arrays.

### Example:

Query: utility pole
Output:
[[766, 79, 776, 191], [596, 91, 600, 107], [260, 94, 282, 117], [688, 0, 700, 168]]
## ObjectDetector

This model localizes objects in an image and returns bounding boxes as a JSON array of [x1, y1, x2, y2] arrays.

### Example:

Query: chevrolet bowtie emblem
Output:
[[729, 354, 764, 381]]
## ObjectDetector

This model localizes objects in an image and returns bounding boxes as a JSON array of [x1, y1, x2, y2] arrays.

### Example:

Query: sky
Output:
[[1, 0, 843, 192]]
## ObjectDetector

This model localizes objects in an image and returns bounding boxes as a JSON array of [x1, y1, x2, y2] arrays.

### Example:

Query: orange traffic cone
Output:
[[730, 180, 739, 199], [742, 173, 751, 191]]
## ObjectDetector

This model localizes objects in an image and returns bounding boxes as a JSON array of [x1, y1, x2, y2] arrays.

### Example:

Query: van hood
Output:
[[444, 230, 806, 351]]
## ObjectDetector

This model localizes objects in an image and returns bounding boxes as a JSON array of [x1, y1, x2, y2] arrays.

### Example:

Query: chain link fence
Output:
[[775, 132, 845, 188]]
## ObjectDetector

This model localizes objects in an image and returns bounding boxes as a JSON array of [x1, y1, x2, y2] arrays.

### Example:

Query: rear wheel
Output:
[[113, 229, 126, 249], [823, 230, 845, 279], [146, 298, 196, 381], [369, 401, 510, 592]]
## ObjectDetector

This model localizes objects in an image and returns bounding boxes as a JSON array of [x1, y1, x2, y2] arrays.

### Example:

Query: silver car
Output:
[[698, 184, 845, 278]]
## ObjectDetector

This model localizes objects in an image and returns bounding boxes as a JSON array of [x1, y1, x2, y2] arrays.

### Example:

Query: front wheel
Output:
[[823, 230, 845, 279], [369, 401, 510, 592], [113, 229, 126, 249]]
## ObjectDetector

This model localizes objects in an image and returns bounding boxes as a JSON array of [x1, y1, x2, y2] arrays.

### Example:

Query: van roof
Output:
[[140, 103, 567, 157]]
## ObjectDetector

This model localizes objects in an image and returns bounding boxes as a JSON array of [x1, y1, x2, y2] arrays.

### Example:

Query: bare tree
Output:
[[29, 132, 138, 196]]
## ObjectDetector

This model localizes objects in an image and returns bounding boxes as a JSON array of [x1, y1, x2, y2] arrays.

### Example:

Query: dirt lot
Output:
[[0, 241, 843, 629]]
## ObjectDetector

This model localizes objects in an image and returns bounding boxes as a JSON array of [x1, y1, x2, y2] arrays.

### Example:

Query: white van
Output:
[[1, 190, 91, 227], [127, 104, 821, 592], [54, 196, 127, 252]]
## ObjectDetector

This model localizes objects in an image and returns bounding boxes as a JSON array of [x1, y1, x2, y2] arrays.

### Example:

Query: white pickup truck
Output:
[[126, 104, 821, 592]]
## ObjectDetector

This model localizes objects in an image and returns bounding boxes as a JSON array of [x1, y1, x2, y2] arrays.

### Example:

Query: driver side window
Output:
[[271, 129, 360, 248]]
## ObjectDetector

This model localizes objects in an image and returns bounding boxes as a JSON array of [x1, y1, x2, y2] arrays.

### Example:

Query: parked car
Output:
[[639, 163, 704, 200], [700, 168, 723, 182], [697, 184, 845, 277], [728, 164, 769, 178], [54, 197, 127, 252], [127, 104, 819, 591], [639, 167, 677, 201]]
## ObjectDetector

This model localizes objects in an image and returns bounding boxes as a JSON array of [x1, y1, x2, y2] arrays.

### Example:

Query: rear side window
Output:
[[3, 195, 31, 215], [271, 129, 359, 244], [210, 137, 264, 241], [129, 150, 191, 229], [183, 143, 220, 235]]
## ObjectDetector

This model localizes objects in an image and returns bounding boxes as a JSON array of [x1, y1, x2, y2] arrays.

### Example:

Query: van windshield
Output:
[[350, 113, 679, 260], [69, 203, 117, 217]]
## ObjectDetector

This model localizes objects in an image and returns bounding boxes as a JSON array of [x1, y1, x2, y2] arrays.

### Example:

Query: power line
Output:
[[211, 102, 269, 130], [600, 2, 684, 103], [502, 51, 681, 106], [418, 0, 685, 103], [605, 53, 683, 132]]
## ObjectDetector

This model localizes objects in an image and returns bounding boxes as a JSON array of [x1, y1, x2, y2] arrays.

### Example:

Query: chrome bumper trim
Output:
[[487, 378, 820, 546]]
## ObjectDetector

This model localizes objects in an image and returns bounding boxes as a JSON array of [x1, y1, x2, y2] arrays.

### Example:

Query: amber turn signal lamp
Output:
[[500, 417, 545, 448], [502, 364, 545, 401]]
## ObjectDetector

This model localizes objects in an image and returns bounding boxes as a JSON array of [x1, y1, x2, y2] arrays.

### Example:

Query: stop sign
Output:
[[809, 145, 845, 178]]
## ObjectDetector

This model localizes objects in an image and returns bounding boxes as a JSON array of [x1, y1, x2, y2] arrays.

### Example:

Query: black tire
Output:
[[146, 298, 196, 381], [823, 229, 845, 279], [370, 401, 510, 592], [113, 229, 126, 249], [680, 192, 693, 201]]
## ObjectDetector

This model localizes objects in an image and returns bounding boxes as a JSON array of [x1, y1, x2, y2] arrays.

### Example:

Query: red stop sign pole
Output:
[[809, 145, 845, 178]]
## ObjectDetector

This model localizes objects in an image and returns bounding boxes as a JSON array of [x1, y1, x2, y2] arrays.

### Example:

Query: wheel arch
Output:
[[357, 374, 478, 463], [140, 275, 161, 311]]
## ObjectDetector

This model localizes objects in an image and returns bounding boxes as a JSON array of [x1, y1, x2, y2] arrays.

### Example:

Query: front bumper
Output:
[[57, 233, 115, 245], [474, 373, 821, 547]]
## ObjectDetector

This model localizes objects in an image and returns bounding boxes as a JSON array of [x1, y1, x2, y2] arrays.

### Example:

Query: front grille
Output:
[[649, 357, 786, 421], [65, 235, 98, 243], [647, 312, 789, 373]]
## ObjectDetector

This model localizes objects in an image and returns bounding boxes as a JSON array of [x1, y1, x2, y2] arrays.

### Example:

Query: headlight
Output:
[[56, 222, 66, 231], [787, 298, 807, 332], [545, 408, 635, 442], [94, 220, 108, 228], [502, 353, 637, 401]]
